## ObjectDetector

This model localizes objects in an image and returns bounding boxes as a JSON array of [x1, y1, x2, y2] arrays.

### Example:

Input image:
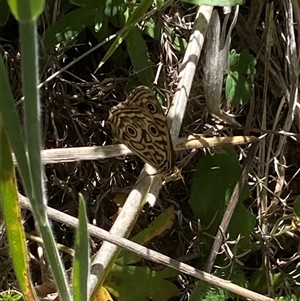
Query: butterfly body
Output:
[[108, 86, 179, 179]]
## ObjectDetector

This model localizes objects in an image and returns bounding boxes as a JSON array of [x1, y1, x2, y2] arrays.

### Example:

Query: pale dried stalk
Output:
[[12, 135, 257, 165]]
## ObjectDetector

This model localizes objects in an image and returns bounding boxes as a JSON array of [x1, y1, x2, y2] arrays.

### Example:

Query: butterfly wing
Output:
[[108, 86, 175, 177]]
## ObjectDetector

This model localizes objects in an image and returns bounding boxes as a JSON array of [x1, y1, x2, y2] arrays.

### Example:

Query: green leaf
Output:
[[97, 0, 154, 69], [225, 49, 256, 105], [278, 296, 299, 301], [116, 206, 175, 265], [70, 0, 105, 8], [105, 264, 179, 301], [0, 118, 34, 298], [144, 17, 157, 39], [17, 18, 72, 300], [225, 71, 254, 105], [190, 281, 229, 301], [105, 0, 126, 17], [189, 147, 255, 251], [170, 31, 187, 51], [94, 9, 105, 32], [125, 26, 154, 85], [44, 7, 97, 51], [144, 18, 187, 52], [249, 269, 267, 293], [154, 0, 164, 8], [8, 0, 44, 22], [105, 207, 178, 300], [0, 0, 10, 26], [92, 10, 109, 41], [0, 291, 24, 301], [293, 197, 300, 218], [73, 194, 90, 301], [230, 49, 256, 75], [228, 200, 255, 250], [0, 53, 31, 197], [179, 0, 245, 6]]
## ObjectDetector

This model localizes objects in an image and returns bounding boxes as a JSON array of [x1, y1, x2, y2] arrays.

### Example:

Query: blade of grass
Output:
[[125, 26, 154, 85], [0, 58, 31, 198], [73, 194, 90, 301], [4, 1, 72, 300], [20, 20, 71, 301], [0, 117, 37, 300]]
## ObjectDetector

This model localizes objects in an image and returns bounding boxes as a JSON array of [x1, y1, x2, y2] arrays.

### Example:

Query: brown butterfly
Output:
[[108, 86, 180, 180]]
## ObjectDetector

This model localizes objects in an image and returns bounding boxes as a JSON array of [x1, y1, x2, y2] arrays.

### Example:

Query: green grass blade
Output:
[[0, 118, 38, 300], [1, 20, 69, 298], [18, 19, 72, 301], [125, 26, 154, 85], [73, 194, 90, 301], [4, 2, 72, 299], [8, 0, 45, 22], [0, 57, 32, 198]]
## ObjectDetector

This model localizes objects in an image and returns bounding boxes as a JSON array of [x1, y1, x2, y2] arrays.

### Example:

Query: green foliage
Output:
[[189, 147, 255, 252], [190, 268, 249, 300], [1, 2, 72, 299], [126, 26, 154, 85], [189, 282, 229, 301], [105, 0, 126, 17], [106, 264, 179, 301], [97, 0, 155, 73], [73, 195, 90, 301], [248, 269, 267, 293], [188, 148, 257, 297], [0, 0, 10, 25], [0, 290, 24, 301], [0, 116, 31, 297], [105, 206, 179, 300], [277, 296, 299, 301], [8, 0, 45, 22], [44, 6, 100, 51], [41, 0, 187, 83], [293, 197, 300, 218], [144, 17, 187, 51], [249, 269, 300, 299], [180, 0, 245, 6], [225, 49, 256, 105]]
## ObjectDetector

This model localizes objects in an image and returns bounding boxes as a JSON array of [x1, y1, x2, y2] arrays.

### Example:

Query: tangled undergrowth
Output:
[[1, 0, 300, 300]]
